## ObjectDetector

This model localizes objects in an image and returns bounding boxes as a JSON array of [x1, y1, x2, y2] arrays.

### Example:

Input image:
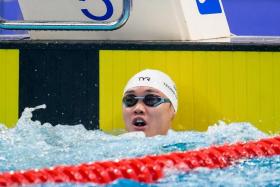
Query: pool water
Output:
[[0, 105, 279, 187]]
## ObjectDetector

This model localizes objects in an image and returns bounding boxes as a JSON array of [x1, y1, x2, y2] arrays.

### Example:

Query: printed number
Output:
[[80, 0, 114, 21]]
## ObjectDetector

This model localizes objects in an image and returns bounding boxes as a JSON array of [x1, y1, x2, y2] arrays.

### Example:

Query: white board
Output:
[[18, 0, 231, 40]]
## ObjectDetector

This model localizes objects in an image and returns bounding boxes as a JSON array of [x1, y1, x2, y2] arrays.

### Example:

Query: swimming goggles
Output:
[[122, 94, 171, 107]]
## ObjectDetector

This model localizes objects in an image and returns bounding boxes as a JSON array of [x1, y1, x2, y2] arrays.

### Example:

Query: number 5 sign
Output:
[[79, 0, 114, 21]]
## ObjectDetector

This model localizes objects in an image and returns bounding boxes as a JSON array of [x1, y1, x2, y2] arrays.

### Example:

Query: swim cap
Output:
[[123, 69, 178, 112]]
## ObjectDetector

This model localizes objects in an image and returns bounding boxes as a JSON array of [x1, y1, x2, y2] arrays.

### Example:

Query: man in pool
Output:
[[122, 69, 178, 137]]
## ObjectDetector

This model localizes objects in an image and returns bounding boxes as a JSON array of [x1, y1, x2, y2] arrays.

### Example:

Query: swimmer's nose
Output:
[[133, 101, 146, 114]]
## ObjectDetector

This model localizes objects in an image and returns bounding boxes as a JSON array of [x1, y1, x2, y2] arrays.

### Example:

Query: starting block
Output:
[[18, 0, 230, 40]]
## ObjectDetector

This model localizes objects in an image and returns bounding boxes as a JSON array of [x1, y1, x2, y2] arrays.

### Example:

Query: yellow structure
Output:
[[100, 50, 280, 134], [0, 49, 19, 128]]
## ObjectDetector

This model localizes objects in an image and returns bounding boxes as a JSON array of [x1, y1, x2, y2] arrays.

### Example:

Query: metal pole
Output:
[[0, 0, 132, 31]]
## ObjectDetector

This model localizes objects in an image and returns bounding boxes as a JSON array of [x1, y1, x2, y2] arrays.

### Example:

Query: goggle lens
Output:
[[123, 95, 138, 107], [123, 94, 170, 107]]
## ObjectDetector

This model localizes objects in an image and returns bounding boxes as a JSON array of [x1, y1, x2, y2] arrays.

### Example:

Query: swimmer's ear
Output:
[[169, 105, 176, 120]]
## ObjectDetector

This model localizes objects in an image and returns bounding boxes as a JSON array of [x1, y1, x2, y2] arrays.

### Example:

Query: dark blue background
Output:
[[1, 0, 280, 36], [222, 0, 280, 36], [0, 0, 23, 35]]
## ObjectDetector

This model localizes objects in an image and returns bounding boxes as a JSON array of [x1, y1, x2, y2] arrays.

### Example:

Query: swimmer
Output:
[[122, 69, 178, 137]]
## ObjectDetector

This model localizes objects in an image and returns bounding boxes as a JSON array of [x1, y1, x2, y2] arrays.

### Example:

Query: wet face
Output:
[[122, 86, 175, 137]]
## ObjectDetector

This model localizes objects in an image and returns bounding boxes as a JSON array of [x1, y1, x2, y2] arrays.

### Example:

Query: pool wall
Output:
[[0, 41, 280, 133], [0, 49, 19, 127]]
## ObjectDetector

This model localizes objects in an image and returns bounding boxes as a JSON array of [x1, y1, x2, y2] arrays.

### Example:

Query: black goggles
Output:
[[122, 94, 171, 107]]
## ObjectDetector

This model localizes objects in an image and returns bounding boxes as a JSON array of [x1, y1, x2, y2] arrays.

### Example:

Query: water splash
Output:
[[206, 120, 267, 145], [0, 105, 278, 186], [17, 104, 47, 127]]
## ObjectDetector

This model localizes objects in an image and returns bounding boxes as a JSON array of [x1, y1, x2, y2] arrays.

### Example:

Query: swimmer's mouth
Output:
[[133, 118, 147, 127]]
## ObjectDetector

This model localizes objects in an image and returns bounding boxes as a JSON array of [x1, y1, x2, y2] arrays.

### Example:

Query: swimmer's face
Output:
[[122, 86, 175, 137]]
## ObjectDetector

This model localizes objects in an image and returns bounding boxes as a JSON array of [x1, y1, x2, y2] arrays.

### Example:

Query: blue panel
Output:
[[0, 0, 24, 35], [222, 0, 280, 36], [196, 0, 222, 15]]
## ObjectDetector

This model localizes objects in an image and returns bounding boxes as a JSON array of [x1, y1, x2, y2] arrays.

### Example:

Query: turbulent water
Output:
[[0, 105, 279, 187]]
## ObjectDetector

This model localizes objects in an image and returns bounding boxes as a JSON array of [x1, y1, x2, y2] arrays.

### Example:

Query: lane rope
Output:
[[1, 136, 280, 186]]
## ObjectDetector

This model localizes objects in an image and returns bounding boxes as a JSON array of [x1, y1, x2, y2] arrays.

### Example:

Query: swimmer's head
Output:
[[123, 69, 178, 112], [122, 69, 178, 137]]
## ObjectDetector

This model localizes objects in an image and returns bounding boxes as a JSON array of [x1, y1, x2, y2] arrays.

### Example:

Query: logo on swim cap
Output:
[[124, 69, 178, 112], [138, 77, 151, 81], [163, 82, 177, 99]]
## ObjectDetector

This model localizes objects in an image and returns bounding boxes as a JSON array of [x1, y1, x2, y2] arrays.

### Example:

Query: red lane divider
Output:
[[1, 136, 280, 186]]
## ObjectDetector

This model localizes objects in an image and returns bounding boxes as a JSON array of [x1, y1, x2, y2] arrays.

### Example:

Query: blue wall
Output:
[[223, 0, 280, 36], [0, 0, 23, 35], [1, 0, 280, 36]]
